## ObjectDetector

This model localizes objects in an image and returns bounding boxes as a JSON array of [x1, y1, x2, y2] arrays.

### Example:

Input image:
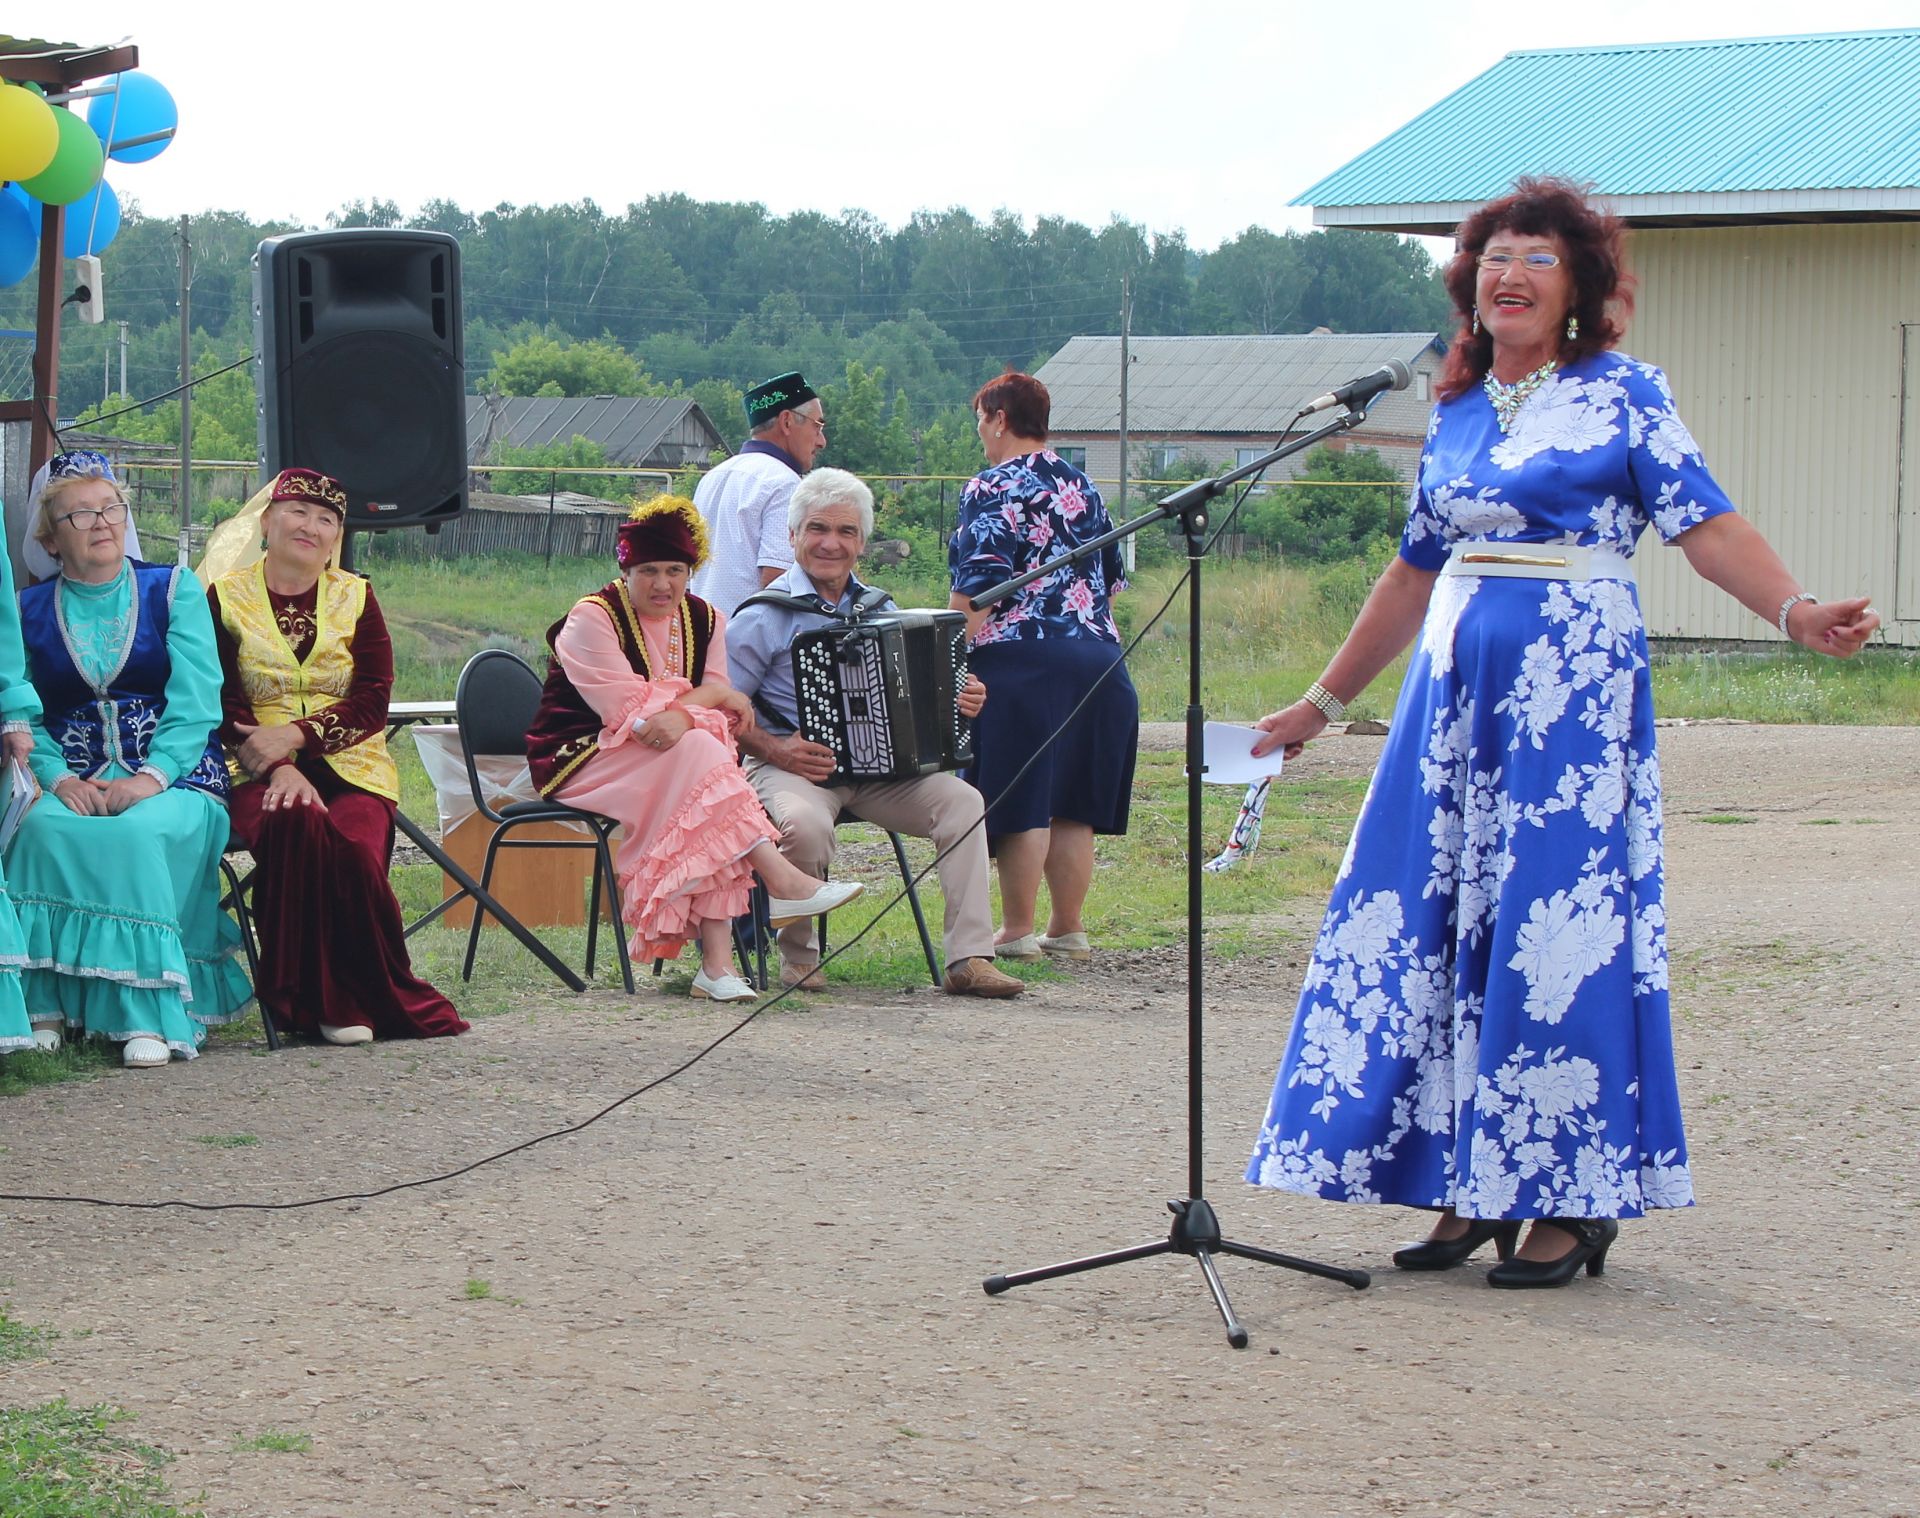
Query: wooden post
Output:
[[28, 201, 66, 475]]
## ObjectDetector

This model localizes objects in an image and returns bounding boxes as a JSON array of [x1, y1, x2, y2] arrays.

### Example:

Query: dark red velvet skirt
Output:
[[227, 760, 468, 1040]]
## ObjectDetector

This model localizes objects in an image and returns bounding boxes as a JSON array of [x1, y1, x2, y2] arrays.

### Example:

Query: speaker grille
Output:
[[281, 330, 464, 518]]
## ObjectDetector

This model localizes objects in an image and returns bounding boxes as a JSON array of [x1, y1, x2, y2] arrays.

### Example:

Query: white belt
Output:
[[1439, 542, 1635, 582]]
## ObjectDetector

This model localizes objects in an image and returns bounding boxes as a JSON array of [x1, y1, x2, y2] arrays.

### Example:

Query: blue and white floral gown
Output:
[[1246, 353, 1734, 1220]]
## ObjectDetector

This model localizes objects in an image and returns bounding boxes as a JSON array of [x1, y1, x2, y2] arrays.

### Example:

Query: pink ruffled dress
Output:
[[549, 601, 774, 961]]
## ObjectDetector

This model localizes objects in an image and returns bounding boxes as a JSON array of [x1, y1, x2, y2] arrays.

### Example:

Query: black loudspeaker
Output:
[[253, 229, 466, 529]]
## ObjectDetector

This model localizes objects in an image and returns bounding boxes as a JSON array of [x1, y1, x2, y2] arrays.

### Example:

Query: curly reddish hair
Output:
[[972, 370, 1051, 441], [1437, 176, 1635, 402]]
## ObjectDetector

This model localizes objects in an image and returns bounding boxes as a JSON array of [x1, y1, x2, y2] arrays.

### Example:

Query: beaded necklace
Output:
[[1482, 360, 1558, 433]]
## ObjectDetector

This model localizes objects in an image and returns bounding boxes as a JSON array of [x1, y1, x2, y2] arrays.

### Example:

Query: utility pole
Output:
[[177, 215, 192, 566], [117, 319, 129, 397], [1118, 273, 1133, 570]]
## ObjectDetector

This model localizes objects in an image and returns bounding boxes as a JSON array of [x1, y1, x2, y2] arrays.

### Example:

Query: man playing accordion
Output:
[[727, 469, 1024, 1000]]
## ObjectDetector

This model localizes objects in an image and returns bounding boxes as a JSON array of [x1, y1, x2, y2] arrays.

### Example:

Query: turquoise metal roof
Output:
[[1297, 29, 1920, 208]]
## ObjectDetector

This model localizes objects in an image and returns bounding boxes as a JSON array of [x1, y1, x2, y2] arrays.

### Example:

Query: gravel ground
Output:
[[2, 724, 1915, 1518]]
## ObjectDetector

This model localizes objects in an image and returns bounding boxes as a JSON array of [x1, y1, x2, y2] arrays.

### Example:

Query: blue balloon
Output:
[[86, 71, 177, 163], [0, 185, 37, 287], [63, 179, 121, 257]]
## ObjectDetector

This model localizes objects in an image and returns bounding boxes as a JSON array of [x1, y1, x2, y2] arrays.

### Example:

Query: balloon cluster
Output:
[[0, 71, 176, 286]]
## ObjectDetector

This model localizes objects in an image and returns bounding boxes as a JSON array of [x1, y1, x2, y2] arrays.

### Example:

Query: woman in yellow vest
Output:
[[204, 469, 466, 1044]]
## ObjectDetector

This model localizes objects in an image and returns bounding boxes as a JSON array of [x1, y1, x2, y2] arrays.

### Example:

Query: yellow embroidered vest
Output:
[[215, 563, 399, 800]]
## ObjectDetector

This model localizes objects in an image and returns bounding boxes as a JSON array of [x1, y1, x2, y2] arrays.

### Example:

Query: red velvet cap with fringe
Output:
[[615, 494, 708, 569]]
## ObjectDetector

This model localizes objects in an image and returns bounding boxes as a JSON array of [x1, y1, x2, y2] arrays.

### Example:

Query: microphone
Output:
[[1298, 359, 1412, 417]]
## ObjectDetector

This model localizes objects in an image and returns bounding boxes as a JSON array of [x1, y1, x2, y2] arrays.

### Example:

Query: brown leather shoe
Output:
[[780, 963, 828, 992], [941, 957, 1027, 998]]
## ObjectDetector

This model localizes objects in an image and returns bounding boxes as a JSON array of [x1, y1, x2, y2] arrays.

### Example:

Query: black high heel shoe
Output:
[[1485, 1218, 1619, 1289], [1392, 1216, 1523, 1270]]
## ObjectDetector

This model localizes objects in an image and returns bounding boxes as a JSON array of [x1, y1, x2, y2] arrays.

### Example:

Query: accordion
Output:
[[791, 610, 974, 782]]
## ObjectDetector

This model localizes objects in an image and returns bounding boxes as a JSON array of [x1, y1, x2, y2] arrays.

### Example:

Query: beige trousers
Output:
[[745, 759, 994, 974]]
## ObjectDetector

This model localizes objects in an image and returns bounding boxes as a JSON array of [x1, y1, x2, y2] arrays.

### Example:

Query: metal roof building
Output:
[[464, 395, 725, 470], [1038, 332, 1445, 492], [1296, 27, 1920, 646]]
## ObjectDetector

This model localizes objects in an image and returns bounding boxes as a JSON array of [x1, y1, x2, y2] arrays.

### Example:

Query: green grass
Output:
[[230, 1430, 311, 1455], [189, 1134, 259, 1149], [462, 1278, 493, 1300], [0, 1401, 195, 1516], [360, 548, 1920, 727], [1697, 814, 1758, 825], [0, 1309, 56, 1362]]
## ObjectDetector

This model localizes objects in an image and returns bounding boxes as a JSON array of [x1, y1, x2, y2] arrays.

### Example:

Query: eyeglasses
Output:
[[787, 410, 827, 432], [1477, 251, 1561, 272], [56, 500, 128, 530]]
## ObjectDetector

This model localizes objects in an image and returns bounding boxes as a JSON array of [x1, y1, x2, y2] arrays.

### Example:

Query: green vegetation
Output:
[[230, 1430, 312, 1455], [190, 1134, 259, 1149], [462, 1278, 493, 1301], [0, 1309, 56, 1362], [0, 1401, 194, 1517]]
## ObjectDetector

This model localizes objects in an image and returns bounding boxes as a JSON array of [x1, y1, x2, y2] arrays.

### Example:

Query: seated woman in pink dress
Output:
[[525, 496, 862, 1002]]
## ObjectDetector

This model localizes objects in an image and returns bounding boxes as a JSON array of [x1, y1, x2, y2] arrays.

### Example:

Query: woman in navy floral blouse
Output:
[[949, 372, 1138, 962]]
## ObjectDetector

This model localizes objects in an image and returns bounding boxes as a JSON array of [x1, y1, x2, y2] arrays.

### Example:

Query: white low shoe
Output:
[[122, 1036, 170, 1068], [765, 879, 864, 927], [320, 1024, 374, 1046], [690, 968, 759, 1003], [30, 1022, 62, 1054]]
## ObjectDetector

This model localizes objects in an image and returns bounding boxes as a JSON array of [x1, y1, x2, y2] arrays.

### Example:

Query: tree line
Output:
[[15, 194, 1447, 441]]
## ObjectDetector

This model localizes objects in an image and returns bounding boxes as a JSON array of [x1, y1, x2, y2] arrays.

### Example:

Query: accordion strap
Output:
[[736, 585, 893, 736], [736, 586, 893, 621]]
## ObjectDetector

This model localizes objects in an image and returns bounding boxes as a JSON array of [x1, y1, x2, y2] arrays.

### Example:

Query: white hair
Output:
[[788, 467, 873, 538]]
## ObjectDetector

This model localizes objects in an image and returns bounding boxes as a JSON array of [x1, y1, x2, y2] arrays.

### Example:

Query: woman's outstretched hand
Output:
[[1250, 701, 1330, 761], [1787, 597, 1880, 658]]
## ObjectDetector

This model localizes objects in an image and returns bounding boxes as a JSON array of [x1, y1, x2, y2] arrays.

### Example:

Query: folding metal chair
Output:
[[447, 649, 633, 992]]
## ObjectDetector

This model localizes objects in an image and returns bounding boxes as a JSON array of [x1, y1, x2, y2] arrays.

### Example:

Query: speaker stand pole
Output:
[[975, 411, 1375, 1348]]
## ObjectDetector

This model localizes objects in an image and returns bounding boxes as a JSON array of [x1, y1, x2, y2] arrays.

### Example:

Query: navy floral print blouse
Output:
[[949, 451, 1126, 646]]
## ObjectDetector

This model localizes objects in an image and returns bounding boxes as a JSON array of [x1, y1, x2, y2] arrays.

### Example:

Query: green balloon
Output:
[[20, 105, 105, 208]]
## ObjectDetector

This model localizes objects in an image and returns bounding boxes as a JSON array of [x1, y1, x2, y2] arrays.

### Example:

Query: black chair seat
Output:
[[495, 797, 595, 822]]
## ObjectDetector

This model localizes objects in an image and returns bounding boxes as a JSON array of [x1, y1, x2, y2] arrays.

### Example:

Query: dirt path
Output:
[[3, 725, 1916, 1517]]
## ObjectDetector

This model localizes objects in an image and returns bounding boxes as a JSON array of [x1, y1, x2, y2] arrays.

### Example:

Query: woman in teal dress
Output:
[[0, 487, 43, 1056], [6, 451, 251, 1068]]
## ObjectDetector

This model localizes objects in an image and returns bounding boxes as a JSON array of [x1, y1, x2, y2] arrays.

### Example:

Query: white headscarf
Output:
[[25, 452, 147, 581]]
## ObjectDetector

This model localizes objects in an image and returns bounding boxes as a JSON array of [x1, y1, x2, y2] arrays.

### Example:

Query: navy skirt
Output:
[[966, 638, 1138, 842]]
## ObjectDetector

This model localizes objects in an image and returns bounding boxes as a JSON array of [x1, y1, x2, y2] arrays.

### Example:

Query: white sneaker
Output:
[[690, 968, 759, 1003], [122, 1036, 170, 1068], [320, 1024, 375, 1046], [30, 1022, 62, 1053], [765, 880, 864, 927]]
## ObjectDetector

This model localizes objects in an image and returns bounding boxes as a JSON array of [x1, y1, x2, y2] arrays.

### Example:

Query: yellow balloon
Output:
[[0, 83, 60, 181]]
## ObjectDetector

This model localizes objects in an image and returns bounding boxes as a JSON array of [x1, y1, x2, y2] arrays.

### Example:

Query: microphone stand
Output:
[[975, 405, 1376, 1348]]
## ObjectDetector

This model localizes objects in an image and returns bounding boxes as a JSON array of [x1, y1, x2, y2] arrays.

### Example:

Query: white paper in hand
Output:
[[0, 757, 39, 853], [1191, 722, 1286, 786]]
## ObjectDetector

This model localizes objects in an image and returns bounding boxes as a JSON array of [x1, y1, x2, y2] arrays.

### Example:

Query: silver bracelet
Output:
[[1302, 681, 1346, 722], [1776, 592, 1817, 638]]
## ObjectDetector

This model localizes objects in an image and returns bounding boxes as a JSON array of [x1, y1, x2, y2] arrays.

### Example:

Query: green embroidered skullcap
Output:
[[744, 371, 817, 426]]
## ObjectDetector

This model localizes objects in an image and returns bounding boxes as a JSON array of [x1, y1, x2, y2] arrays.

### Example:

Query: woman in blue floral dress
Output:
[[1244, 179, 1879, 1287], [950, 371, 1138, 962]]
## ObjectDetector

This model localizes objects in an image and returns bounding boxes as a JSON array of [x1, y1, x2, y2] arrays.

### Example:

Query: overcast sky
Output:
[[15, 0, 1918, 250]]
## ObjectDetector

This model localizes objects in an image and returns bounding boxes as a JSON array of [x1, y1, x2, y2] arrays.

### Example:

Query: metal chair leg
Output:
[[463, 828, 507, 982], [889, 830, 942, 986], [598, 827, 634, 993]]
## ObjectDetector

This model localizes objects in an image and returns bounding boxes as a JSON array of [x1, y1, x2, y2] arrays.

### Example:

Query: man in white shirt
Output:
[[688, 371, 827, 613]]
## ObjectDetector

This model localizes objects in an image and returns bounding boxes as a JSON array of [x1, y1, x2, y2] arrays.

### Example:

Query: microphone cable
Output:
[[0, 536, 1201, 1215]]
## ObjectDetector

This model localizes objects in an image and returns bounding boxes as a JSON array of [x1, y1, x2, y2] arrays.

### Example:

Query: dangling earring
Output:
[[1471, 310, 1480, 337], [1566, 313, 1579, 341]]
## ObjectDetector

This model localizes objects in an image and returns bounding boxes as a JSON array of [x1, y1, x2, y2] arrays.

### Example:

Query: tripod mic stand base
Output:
[[984, 1196, 1370, 1349]]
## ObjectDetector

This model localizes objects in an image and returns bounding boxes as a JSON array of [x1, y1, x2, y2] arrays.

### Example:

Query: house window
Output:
[[1235, 447, 1265, 468], [1057, 445, 1087, 469], [1150, 445, 1182, 474], [1415, 371, 1431, 402]]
